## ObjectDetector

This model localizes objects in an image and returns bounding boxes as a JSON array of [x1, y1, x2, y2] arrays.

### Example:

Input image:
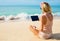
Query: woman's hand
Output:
[[30, 25, 36, 29]]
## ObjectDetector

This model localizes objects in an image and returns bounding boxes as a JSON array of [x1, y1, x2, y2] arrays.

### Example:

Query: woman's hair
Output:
[[41, 2, 51, 13]]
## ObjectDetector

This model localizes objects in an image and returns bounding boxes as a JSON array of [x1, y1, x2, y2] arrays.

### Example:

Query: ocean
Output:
[[0, 5, 60, 16]]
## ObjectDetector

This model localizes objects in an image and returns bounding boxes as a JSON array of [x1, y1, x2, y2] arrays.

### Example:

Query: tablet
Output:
[[31, 16, 39, 21]]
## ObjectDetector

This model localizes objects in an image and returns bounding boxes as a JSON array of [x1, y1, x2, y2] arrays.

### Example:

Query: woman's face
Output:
[[40, 2, 44, 9]]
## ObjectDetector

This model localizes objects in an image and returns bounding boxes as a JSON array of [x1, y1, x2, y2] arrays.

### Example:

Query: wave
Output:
[[0, 12, 60, 21], [0, 13, 40, 21]]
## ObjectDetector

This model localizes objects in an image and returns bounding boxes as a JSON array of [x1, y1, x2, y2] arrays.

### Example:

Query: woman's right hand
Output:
[[30, 25, 36, 29]]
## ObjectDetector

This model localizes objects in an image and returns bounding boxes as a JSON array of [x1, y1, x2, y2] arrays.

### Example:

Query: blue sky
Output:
[[0, 0, 60, 5]]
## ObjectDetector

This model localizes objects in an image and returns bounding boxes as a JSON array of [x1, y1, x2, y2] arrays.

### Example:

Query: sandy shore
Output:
[[0, 17, 60, 41]]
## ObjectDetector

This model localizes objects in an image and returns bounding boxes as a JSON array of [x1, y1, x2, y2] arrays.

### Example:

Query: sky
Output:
[[0, 0, 60, 6]]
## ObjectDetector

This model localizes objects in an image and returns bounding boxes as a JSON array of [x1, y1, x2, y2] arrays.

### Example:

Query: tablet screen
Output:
[[31, 16, 39, 21]]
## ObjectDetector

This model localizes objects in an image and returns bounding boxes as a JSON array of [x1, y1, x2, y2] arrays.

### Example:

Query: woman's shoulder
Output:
[[39, 14, 47, 25], [40, 14, 47, 19]]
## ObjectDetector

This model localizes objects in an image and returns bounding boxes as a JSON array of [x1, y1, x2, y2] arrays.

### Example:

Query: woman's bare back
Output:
[[46, 13, 53, 21], [42, 13, 53, 25]]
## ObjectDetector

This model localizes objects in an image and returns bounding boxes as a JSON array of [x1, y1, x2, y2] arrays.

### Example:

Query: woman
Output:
[[29, 2, 53, 39]]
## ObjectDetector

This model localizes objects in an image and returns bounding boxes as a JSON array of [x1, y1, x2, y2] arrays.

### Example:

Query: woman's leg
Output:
[[29, 25, 52, 39], [29, 25, 39, 35]]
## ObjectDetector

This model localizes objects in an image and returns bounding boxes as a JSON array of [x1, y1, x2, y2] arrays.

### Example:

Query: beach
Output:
[[0, 16, 60, 41]]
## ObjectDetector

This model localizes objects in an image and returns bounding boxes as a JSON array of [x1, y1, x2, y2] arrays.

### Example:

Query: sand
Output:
[[0, 17, 60, 41]]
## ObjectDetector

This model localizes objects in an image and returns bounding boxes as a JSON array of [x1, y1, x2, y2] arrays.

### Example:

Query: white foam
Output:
[[17, 13, 29, 20], [7, 15, 15, 21]]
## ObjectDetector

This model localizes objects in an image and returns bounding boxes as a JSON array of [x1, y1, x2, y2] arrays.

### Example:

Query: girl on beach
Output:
[[29, 2, 53, 39]]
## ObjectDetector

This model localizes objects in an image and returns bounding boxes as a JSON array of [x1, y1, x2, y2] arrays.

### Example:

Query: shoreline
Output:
[[0, 14, 60, 21]]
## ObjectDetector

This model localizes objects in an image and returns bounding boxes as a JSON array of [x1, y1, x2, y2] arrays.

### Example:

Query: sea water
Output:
[[0, 5, 60, 16]]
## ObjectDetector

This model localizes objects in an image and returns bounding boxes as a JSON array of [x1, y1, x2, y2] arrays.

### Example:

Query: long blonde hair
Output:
[[41, 2, 51, 14]]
